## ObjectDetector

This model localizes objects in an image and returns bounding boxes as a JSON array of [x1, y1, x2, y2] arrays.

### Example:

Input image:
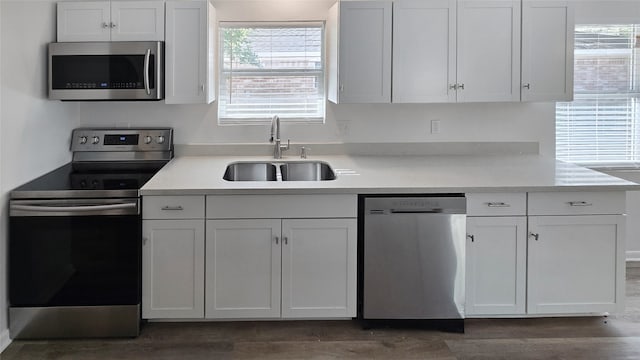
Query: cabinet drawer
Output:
[[528, 191, 625, 216], [143, 196, 205, 219], [467, 193, 526, 216]]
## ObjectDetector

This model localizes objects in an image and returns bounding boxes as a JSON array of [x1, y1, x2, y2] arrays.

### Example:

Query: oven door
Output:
[[9, 198, 141, 307]]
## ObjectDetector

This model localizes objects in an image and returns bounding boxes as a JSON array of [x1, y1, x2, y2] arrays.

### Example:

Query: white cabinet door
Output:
[[466, 217, 526, 316], [165, 0, 216, 104], [110, 1, 165, 41], [205, 219, 281, 319], [521, 1, 574, 102], [392, 0, 456, 103], [528, 215, 625, 314], [57, 1, 111, 42], [281, 219, 357, 318], [142, 220, 205, 319], [332, 1, 392, 103], [457, 0, 521, 102]]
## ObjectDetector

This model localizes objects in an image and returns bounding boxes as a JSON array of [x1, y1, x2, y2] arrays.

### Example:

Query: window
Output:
[[556, 25, 640, 165], [218, 23, 325, 124]]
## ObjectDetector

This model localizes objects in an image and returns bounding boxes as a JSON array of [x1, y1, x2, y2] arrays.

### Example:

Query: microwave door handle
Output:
[[143, 48, 151, 96], [11, 202, 137, 213]]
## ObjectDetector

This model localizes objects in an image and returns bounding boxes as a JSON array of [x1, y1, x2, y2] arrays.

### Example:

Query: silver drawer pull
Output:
[[486, 202, 510, 208], [568, 201, 592, 207], [161, 206, 184, 211]]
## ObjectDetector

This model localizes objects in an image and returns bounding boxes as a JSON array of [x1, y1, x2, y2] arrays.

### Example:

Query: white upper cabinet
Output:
[[521, 1, 574, 102], [57, 1, 164, 42], [392, 0, 456, 103], [327, 1, 392, 103], [57, 2, 111, 42], [456, 0, 521, 102], [165, 0, 216, 104]]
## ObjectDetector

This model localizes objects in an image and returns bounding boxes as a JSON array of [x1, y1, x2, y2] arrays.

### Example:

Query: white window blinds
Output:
[[218, 23, 325, 123], [556, 25, 640, 165]]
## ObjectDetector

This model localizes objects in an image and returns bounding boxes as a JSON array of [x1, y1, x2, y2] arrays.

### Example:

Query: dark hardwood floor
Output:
[[3, 266, 640, 359]]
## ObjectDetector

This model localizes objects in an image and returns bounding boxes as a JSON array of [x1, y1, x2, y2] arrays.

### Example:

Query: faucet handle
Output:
[[300, 146, 309, 159], [282, 139, 290, 151]]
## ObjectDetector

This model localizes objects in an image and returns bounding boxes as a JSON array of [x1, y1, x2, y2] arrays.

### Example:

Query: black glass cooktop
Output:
[[10, 163, 161, 199]]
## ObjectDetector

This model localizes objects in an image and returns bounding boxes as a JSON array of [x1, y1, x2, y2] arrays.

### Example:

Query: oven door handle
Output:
[[10, 201, 139, 216]]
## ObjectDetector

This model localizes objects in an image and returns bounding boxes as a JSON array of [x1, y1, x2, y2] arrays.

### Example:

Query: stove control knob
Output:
[[156, 135, 165, 144], [79, 136, 88, 145], [144, 136, 153, 144], [92, 136, 100, 145]]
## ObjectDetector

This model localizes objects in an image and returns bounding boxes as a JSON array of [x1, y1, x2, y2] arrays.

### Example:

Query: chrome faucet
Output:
[[270, 115, 290, 159]]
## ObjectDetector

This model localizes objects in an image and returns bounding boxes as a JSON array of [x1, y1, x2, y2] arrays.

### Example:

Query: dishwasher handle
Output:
[[390, 209, 443, 214]]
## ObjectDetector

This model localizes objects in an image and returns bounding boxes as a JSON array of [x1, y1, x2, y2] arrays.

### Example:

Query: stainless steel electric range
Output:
[[8, 128, 173, 339]]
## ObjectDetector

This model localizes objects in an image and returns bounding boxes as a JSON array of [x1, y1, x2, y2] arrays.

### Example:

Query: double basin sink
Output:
[[224, 161, 336, 182]]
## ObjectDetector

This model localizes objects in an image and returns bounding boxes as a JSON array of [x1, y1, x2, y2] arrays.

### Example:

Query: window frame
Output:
[[217, 21, 326, 125]]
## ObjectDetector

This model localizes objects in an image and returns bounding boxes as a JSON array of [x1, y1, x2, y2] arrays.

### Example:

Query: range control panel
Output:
[[71, 128, 173, 152]]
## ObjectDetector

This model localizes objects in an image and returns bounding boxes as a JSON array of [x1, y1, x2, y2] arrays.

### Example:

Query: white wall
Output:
[[0, 0, 79, 345]]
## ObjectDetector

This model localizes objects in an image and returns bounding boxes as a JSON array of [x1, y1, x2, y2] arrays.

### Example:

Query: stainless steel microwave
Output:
[[48, 41, 164, 101]]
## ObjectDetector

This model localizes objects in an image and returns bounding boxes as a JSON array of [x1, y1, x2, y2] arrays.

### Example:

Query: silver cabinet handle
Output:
[[200, 84, 205, 93], [143, 48, 151, 95], [339, 84, 344, 92], [283, 236, 288, 245], [102, 22, 109, 28], [110, 22, 116, 28], [467, 234, 474, 242], [568, 201, 592, 207], [449, 84, 458, 90], [161, 206, 184, 211], [274, 236, 279, 245], [529, 232, 539, 241], [487, 202, 510, 208], [523, 83, 530, 89], [458, 83, 465, 90]]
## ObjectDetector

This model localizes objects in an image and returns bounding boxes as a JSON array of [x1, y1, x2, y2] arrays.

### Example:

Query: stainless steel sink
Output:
[[223, 161, 336, 182], [280, 161, 336, 181], [223, 162, 277, 181]]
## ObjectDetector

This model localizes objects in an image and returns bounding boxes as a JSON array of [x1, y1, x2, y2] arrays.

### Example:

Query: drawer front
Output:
[[143, 196, 205, 219], [467, 193, 526, 216], [206, 195, 357, 219], [528, 191, 625, 216]]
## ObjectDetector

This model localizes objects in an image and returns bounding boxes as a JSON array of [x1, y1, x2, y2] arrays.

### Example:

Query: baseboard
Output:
[[627, 251, 640, 264], [0, 328, 11, 354]]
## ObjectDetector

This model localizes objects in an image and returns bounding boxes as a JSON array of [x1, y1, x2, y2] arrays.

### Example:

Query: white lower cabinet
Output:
[[466, 216, 527, 316], [527, 215, 625, 314], [466, 191, 626, 317], [205, 218, 357, 319], [205, 219, 281, 318], [281, 219, 357, 318], [142, 219, 205, 319]]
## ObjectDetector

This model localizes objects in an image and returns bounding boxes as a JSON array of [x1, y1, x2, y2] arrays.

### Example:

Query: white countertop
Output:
[[140, 154, 640, 195]]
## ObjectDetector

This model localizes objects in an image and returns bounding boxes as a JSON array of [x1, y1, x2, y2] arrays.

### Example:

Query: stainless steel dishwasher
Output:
[[361, 195, 466, 330]]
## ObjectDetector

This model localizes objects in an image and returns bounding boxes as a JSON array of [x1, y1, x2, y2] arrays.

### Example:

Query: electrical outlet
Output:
[[431, 119, 441, 134]]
